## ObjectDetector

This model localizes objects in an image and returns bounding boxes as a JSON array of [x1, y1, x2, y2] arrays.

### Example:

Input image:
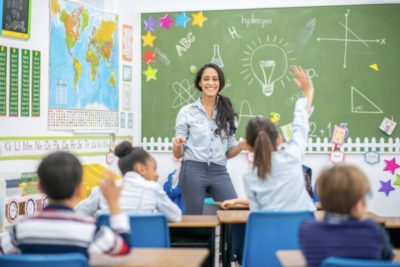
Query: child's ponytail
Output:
[[253, 131, 273, 180], [245, 117, 278, 180]]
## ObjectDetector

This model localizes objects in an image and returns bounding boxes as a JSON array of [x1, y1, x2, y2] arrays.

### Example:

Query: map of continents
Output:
[[49, 0, 118, 111]]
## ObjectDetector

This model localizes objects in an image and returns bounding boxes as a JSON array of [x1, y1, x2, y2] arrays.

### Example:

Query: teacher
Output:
[[173, 63, 244, 215]]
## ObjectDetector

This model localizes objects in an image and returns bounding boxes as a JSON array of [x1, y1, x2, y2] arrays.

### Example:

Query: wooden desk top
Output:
[[215, 202, 322, 211], [217, 210, 385, 224], [90, 248, 209, 267], [168, 215, 220, 228], [383, 217, 400, 228], [276, 250, 306, 267], [217, 210, 250, 223], [214, 201, 250, 210], [314, 211, 386, 224]]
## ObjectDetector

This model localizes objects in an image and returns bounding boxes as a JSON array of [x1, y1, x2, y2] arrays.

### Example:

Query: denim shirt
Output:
[[175, 97, 237, 166]]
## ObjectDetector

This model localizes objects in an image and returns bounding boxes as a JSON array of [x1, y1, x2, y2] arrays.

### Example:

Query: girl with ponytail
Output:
[[174, 63, 244, 215], [222, 66, 316, 212]]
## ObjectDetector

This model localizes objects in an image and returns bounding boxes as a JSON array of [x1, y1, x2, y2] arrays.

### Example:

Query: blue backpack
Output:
[[163, 170, 185, 215]]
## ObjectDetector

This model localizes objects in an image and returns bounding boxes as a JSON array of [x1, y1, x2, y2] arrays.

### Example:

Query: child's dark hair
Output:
[[245, 117, 278, 180], [115, 141, 152, 175], [194, 63, 238, 138], [37, 152, 82, 200]]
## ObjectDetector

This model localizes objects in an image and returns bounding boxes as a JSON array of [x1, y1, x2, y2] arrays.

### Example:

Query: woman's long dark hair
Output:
[[245, 117, 278, 180], [194, 63, 238, 138]]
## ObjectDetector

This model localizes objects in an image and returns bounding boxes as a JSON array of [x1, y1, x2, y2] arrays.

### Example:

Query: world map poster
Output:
[[49, 0, 119, 130]]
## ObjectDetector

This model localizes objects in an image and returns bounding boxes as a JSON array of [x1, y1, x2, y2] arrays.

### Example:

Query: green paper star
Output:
[[393, 174, 400, 188]]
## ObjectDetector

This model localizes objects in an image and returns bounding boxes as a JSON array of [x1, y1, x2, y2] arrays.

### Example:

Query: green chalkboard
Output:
[[141, 4, 400, 144]]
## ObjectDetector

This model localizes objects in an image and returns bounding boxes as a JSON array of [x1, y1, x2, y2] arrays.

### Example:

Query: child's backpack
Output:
[[163, 169, 185, 215], [302, 165, 313, 198]]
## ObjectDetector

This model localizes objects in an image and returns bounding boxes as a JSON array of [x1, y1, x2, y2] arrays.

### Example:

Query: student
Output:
[[300, 165, 396, 267], [0, 152, 130, 257], [75, 141, 182, 222], [240, 66, 316, 212]]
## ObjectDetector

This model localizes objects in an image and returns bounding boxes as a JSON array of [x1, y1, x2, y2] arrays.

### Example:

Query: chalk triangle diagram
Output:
[[351, 87, 383, 114]]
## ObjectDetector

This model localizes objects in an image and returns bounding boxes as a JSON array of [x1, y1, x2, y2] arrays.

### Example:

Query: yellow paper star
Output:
[[143, 65, 158, 81], [141, 31, 157, 47], [192, 11, 207, 28], [394, 174, 400, 188]]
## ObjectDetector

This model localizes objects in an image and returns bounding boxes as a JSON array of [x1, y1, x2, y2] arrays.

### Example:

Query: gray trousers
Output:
[[179, 160, 238, 215]]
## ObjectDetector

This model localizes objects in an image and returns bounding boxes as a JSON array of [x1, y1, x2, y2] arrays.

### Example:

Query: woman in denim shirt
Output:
[[173, 63, 244, 215]]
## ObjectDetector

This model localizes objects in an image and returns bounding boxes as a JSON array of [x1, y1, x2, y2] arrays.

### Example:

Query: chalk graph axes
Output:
[[317, 9, 386, 68]]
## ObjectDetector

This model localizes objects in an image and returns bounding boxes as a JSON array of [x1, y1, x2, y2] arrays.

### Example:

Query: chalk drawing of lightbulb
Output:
[[241, 37, 295, 97]]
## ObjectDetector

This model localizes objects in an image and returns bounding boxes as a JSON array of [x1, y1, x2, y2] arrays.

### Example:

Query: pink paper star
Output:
[[383, 157, 400, 175], [159, 13, 174, 30]]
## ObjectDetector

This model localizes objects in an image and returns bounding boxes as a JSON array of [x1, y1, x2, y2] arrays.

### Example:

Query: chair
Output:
[[0, 253, 88, 267], [97, 213, 170, 248], [241, 211, 314, 267], [321, 257, 400, 267]]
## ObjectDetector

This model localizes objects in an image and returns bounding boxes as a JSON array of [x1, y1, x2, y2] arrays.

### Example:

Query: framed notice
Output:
[[0, 0, 32, 39], [123, 83, 131, 111]]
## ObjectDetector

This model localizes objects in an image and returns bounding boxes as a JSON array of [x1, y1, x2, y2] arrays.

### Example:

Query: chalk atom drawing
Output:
[[172, 79, 198, 108], [351, 87, 383, 114]]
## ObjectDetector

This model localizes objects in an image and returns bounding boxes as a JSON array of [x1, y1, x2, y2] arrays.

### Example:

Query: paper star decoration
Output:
[[141, 49, 156, 65], [143, 15, 158, 31], [192, 11, 208, 28], [393, 174, 400, 188], [143, 65, 158, 81], [159, 13, 174, 30], [141, 31, 157, 47], [383, 157, 400, 175], [175, 12, 191, 28], [378, 180, 395, 197]]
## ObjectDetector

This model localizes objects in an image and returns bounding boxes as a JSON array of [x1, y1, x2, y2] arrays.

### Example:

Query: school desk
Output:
[[276, 249, 400, 267], [216, 210, 385, 267], [214, 201, 249, 210], [276, 250, 306, 267], [168, 216, 220, 267], [215, 202, 323, 211], [90, 248, 209, 267], [383, 217, 400, 228]]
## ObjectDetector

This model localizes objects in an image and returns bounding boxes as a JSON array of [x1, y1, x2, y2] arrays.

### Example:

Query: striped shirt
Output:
[[75, 171, 182, 222], [0, 205, 130, 257], [300, 216, 393, 267]]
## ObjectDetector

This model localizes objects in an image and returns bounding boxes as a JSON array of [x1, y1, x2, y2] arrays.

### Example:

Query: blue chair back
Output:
[[0, 253, 88, 267], [97, 213, 170, 248], [242, 211, 313, 267], [321, 257, 400, 267]]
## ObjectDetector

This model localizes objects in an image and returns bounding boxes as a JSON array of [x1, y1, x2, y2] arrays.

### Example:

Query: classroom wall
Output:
[[1, 0, 399, 216], [0, 0, 135, 176], [133, 0, 400, 216]]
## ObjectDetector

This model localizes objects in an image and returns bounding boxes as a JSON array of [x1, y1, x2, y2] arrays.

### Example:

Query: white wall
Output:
[[0, 0, 399, 216]]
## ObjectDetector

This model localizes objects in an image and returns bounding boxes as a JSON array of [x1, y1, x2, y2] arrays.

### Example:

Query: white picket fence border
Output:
[[141, 137, 400, 153]]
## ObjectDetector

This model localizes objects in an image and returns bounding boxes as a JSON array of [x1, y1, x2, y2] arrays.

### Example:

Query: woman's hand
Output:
[[173, 137, 186, 159], [173, 136, 186, 148]]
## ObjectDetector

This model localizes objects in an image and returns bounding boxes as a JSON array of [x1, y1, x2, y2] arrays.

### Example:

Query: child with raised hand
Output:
[[300, 165, 396, 267], [75, 141, 182, 222], [0, 152, 130, 256], [241, 66, 315, 212]]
